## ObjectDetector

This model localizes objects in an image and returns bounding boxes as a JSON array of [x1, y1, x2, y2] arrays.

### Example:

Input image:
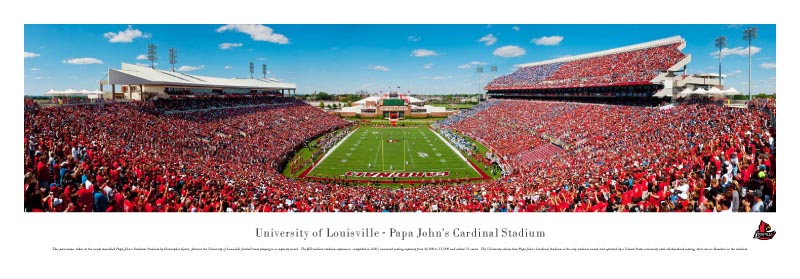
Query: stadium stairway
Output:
[[517, 143, 563, 165]]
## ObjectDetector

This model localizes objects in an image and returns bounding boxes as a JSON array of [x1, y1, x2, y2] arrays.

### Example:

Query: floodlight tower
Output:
[[743, 26, 758, 100], [147, 43, 158, 69], [488, 65, 497, 102], [168, 48, 177, 72], [262, 64, 267, 79], [249, 62, 254, 79], [476, 66, 484, 97], [715, 35, 726, 87]]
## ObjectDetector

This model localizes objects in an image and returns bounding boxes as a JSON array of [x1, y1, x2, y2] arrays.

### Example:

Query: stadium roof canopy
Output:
[[723, 87, 741, 95], [516, 36, 684, 68], [108, 63, 295, 90], [46, 88, 106, 96]]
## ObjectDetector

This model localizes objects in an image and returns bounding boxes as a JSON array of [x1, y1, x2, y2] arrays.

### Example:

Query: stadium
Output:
[[23, 29, 775, 213]]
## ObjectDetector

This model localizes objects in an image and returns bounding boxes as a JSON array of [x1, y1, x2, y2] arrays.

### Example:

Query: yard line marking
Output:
[[403, 127, 416, 170], [370, 128, 383, 168]]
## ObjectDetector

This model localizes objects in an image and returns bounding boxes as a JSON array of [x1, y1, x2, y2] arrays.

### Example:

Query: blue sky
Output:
[[23, 24, 776, 95]]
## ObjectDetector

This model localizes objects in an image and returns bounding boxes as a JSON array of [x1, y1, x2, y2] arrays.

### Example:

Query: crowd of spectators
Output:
[[23, 95, 775, 213], [24, 98, 38, 110], [138, 95, 294, 112], [443, 99, 776, 212], [436, 101, 496, 127], [486, 63, 563, 89], [24, 97, 348, 212], [486, 43, 685, 90]]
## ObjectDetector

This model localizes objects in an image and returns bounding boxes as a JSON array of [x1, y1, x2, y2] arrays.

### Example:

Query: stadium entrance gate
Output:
[[383, 111, 404, 119]]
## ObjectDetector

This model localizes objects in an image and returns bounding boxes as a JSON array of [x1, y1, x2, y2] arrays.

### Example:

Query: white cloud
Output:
[[136, 54, 148, 60], [424, 63, 433, 69], [257, 57, 267, 61], [710, 46, 762, 58], [24, 52, 40, 58], [62, 57, 103, 65], [411, 49, 439, 57], [178, 65, 205, 72], [369, 65, 390, 72], [408, 35, 421, 42], [35, 76, 43, 80], [726, 70, 743, 76], [219, 42, 243, 50], [458, 61, 487, 69], [478, 34, 498, 46], [760, 63, 776, 69], [31, 67, 40, 72], [493, 46, 526, 57], [532, 35, 564, 46], [216, 24, 289, 44], [424, 75, 453, 80], [224, 65, 233, 69], [103, 25, 150, 43], [512, 26, 520, 31]]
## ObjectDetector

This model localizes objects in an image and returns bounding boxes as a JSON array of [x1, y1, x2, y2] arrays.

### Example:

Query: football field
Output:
[[300, 126, 487, 183]]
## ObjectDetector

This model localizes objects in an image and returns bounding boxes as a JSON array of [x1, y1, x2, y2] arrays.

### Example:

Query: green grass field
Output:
[[301, 126, 486, 182]]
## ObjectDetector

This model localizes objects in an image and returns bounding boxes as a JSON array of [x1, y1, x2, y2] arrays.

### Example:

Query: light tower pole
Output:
[[743, 27, 758, 100], [488, 65, 497, 102], [168, 48, 177, 72], [714, 35, 726, 88], [476, 67, 484, 100], [147, 43, 157, 69]]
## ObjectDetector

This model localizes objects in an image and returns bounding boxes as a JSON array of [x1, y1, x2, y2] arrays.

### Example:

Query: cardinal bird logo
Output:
[[753, 220, 776, 240]]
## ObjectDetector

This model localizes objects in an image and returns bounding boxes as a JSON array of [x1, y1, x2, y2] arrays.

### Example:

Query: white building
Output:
[[105, 63, 296, 100], [338, 93, 452, 118]]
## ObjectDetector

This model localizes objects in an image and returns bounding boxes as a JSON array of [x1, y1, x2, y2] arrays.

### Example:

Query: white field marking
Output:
[[405, 128, 417, 168], [429, 127, 481, 175], [308, 127, 359, 173], [371, 127, 385, 167]]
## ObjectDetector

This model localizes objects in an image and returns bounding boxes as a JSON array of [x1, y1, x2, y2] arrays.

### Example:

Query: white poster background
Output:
[[4, 1, 793, 278]]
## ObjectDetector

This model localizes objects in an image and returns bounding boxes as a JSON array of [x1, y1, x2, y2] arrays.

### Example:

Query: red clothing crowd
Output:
[[23, 96, 775, 212], [446, 99, 776, 212], [486, 43, 685, 90]]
